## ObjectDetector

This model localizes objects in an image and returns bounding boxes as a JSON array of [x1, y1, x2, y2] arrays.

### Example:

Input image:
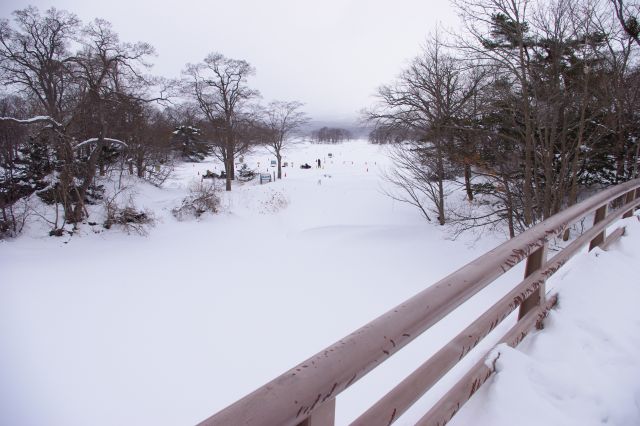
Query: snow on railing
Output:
[[198, 179, 640, 426]]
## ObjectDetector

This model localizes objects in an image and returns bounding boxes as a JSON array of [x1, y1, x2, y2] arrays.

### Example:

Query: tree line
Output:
[[0, 6, 308, 237], [311, 126, 353, 143], [367, 0, 640, 238]]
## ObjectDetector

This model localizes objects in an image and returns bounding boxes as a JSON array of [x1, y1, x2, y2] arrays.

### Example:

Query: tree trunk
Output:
[[504, 177, 515, 239], [136, 156, 145, 178], [437, 181, 445, 225], [227, 134, 236, 182], [464, 163, 473, 201], [616, 131, 626, 182], [225, 157, 232, 191], [543, 127, 555, 220], [563, 79, 588, 241], [519, 41, 534, 226], [57, 143, 75, 222], [277, 153, 282, 179], [72, 142, 103, 223], [633, 140, 640, 178], [436, 141, 446, 225]]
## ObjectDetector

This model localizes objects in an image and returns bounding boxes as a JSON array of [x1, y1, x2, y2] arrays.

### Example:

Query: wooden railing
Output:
[[198, 179, 640, 426]]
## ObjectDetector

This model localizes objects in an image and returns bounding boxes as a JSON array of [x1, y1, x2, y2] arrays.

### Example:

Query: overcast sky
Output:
[[2, 0, 458, 122]]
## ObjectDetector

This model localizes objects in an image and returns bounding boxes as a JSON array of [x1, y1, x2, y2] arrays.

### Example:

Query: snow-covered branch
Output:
[[0, 115, 64, 128], [73, 137, 128, 150]]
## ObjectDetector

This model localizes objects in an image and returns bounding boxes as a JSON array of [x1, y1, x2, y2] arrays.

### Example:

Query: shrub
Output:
[[172, 180, 220, 220], [103, 193, 154, 235]]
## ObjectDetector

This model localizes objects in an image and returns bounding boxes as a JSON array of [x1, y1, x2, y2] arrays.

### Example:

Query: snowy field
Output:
[[1, 140, 639, 425]]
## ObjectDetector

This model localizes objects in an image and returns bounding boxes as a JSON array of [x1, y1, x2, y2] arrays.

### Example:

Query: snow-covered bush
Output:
[[104, 205, 154, 235], [172, 180, 220, 220], [0, 198, 29, 239], [103, 191, 154, 235], [259, 190, 288, 214]]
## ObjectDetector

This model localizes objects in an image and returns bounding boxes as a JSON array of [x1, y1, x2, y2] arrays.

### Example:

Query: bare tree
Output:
[[590, 2, 640, 184], [610, 0, 640, 45], [0, 96, 33, 237], [262, 100, 308, 179], [368, 32, 479, 225], [182, 53, 260, 191], [450, 0, 635, 230], [383, 141, 453, 223], [0, 7, 79, 224], [0, 8, 158, 226], [452, 0, 538, 225], [0, 7, 79, 122], [64, 18, 155, 222]]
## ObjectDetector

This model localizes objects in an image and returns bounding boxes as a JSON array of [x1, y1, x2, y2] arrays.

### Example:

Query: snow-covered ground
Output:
[[1, 140, 638, 426], [450, 215, 640, 426]]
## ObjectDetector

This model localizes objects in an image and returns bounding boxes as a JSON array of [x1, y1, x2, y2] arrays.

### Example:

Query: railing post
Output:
[[588, 204, 608, 250], [297, 398, 335, 426], [623, 190, 637, 219], [517, 242, 548, 321]]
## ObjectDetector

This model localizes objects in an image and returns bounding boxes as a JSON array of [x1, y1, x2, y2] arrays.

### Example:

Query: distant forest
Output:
[[311, 127, 353, 143]]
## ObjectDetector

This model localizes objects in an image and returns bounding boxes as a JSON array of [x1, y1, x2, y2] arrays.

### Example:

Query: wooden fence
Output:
[[199, 179, 640, 426]]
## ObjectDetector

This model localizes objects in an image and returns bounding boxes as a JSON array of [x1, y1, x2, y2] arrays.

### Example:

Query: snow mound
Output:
[[450, 214, 640, 426]]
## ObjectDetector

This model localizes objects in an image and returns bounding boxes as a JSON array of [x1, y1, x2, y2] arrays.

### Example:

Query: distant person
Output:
[[317, 158, 321, 168]]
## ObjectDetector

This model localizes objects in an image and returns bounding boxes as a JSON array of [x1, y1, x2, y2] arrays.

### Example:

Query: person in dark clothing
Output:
[[317, 158, 321, 168]]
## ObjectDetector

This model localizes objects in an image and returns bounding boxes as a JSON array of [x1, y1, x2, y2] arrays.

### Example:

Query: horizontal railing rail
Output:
[[199, 179, 640, 426]]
